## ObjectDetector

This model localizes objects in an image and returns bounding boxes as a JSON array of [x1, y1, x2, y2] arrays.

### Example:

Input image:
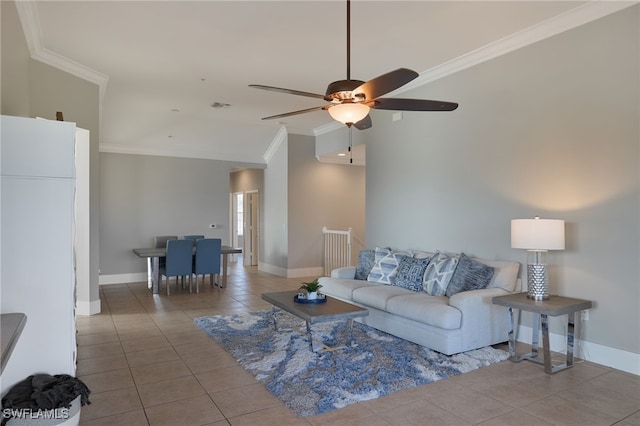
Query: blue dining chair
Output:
[[184, 235, 205, 272], [160, 239, 194, 295], [183, 235, 204, 245], [153, 235, 177, 269], [154, 235, 178, 247], [193, 238, 222, 293]]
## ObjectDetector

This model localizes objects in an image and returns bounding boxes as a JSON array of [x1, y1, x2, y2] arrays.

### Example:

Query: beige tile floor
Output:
[[77, 260, 640, 425]]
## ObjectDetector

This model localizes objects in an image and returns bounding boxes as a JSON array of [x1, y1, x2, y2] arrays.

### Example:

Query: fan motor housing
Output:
[[325, 79, 366, 101]]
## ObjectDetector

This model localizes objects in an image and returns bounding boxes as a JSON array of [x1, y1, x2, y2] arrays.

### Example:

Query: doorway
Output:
[[232, 192, 244, 252], [244, 191, 259, 266], [232, 191, 259, 266]]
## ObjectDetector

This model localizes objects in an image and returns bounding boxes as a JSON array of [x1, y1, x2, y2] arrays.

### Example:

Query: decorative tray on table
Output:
[[294, 293, 327, 304]]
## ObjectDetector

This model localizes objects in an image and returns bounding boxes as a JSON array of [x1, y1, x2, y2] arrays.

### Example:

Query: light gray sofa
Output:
[[318, 253, 521, 355]]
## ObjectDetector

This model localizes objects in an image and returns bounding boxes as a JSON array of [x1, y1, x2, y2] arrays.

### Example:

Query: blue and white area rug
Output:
[[194, 310, 508, 417]]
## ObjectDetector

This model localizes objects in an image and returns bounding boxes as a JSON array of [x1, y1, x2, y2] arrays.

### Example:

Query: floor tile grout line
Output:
[[81, 264, 640, 425]]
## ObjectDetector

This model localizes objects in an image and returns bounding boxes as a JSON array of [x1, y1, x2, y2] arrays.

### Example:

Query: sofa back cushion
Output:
[[355, 249, 376, 280], [446, 253, 495, 297], [471, 257, 520, 292], [393, 256, 431, 292], [412, 250, 434, 260], [367, 247, 410, 285], [423, 252, 459, 296]]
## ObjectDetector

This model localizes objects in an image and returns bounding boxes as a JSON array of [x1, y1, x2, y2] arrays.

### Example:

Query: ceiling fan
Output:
[[250, 0, 458, 130]]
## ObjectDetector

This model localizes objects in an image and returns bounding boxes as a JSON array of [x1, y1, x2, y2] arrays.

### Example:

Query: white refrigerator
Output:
[[1, 115, 77, 395]]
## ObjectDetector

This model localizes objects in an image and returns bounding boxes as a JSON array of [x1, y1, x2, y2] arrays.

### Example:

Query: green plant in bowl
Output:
[[300, 278, 323, 299]]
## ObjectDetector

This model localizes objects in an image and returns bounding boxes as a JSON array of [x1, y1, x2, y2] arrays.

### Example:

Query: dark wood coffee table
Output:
[[261, 290, 369, 353]]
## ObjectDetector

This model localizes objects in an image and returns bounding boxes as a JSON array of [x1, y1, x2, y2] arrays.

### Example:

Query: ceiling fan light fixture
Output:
[[328, 103, 370, 126], [249, 0, 457, 127]]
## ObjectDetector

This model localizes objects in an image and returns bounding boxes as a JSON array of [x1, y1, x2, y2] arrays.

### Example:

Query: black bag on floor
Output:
[[1, 374, 90, 426]]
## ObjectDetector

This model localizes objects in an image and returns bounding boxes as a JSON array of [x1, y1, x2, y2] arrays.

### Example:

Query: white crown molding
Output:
[[13, 1, 42, 55], [31, 49, 109, 92], [309, 1, 640, 160], [263, 125, 288, 163], [100, 142, 267, 166], [14, 0, 637, 108], [14, 1, 109, 104], [280, 123, 314, 137], [15, 0, 637, 157], [310, 2, 638, 135], [392, 1, 639, 96]]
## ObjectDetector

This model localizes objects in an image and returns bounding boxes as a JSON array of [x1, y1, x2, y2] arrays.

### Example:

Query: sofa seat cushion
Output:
[[386, 294, 461, 330], [320, 278, 383, 301], [352, 286, 414, 311]]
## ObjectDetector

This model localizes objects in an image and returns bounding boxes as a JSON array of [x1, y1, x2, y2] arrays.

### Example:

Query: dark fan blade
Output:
[[354, 68, 419, 101], [249, 84, 326, 100], [372, 98, 458, 111], [261, 105, 328, 120], [354, 115, 372, 130]]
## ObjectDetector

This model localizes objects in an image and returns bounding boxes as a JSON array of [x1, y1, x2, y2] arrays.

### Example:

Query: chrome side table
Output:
[[492, 292, 592, 374]]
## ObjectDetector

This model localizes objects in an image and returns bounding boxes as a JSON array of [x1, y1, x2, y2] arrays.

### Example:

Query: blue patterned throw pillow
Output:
[[394, 256, 431, 292], [355, 249, 376, 280], [446, 253, 495, 297], [423, 251, 459, 296], [367, 247, 409, 285]]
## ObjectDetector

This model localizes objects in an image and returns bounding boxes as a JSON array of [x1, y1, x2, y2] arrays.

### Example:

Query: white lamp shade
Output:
[[511, 218, 565, 250], [327, 103, 370, 125]]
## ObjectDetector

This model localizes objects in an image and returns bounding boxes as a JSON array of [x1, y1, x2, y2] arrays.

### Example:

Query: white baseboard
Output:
[[258, 262, 287, 277], [286, 266, 323, 278], [76, 299, 101, 316], [99, 272, 147, 285], [258, 263, 323, 278], [517, 324, 639, 376], [96, 270, 638, 375]]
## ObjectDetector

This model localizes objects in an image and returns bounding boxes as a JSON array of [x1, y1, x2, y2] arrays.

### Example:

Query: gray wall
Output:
[[230, 168, 264, 253], [1, 0, 101, 307], [288, 134, 365, 270], [99, 153, 235, 275], [1, 1, 30, 117], [230, 168, 264, 194], [261, 132, 366, 275], [365, 7, 639, 356], [263, 135, 289, 271], [29, 61, 101, 305]]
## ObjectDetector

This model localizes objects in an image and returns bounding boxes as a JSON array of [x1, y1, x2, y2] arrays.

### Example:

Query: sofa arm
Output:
[[449, 287, 510, 313], [448, 287, 512, 347], [331, 266, 356, 279]]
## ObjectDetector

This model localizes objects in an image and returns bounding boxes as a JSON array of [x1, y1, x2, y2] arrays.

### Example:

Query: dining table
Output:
[[132, 245, 242, 294]]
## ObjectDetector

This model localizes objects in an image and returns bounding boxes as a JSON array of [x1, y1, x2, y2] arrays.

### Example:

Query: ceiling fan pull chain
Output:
[[349, 127, 353, 164]]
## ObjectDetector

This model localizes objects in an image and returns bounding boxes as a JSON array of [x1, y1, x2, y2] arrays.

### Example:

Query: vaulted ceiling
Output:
[[15, 1, 631, 164]]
